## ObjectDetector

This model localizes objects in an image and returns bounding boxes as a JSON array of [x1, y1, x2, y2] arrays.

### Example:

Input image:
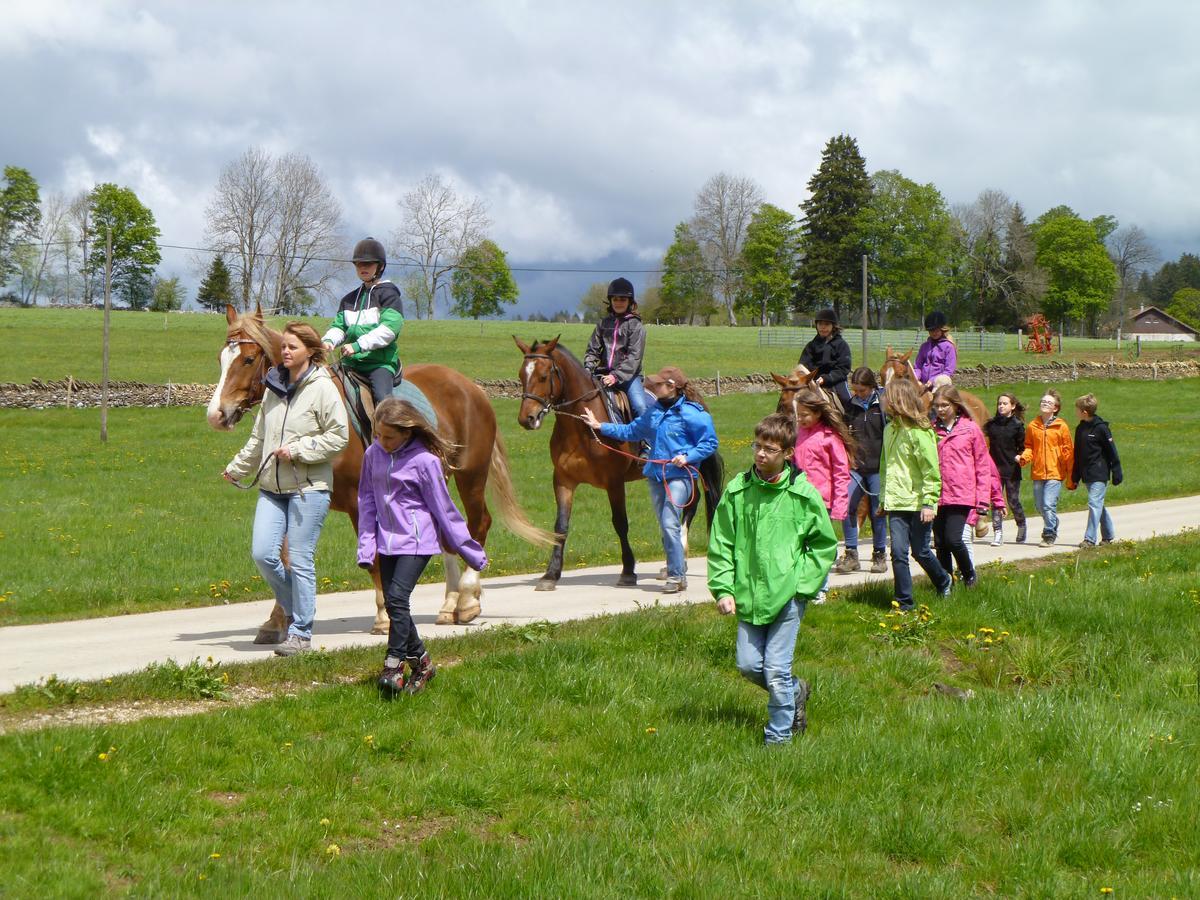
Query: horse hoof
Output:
[[535, 579, 557, 592], [370, 621, 389, 636], [254, 629, 286, 644], [455, 603, 481, 624], [435, 611, 455, 625], [616, 574, 638, 586]]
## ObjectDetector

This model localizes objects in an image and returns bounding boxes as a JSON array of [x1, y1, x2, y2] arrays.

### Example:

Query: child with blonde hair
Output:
[[1019, 389, 1074, 548]]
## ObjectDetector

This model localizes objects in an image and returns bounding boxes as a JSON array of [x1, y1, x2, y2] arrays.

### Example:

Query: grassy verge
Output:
[[2, 379, 1198, 627], [1, 534, 1197, 895], [2, 307, 1196, 384]]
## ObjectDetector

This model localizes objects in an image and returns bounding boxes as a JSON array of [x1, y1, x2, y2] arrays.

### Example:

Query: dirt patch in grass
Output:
[[206, 791, 246, 807]]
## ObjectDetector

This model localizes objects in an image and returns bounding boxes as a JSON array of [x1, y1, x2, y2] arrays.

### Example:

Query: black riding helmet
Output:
[[814, 308, 838, 326], [606, 276, 637, 311], [924, 310, 948, 331], [352, 237, 387, 278]]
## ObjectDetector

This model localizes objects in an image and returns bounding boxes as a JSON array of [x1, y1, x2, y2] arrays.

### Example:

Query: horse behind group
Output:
[[207, 304, 552, 640], [878, 346, 989, 427], [514, 336, 724, 590]]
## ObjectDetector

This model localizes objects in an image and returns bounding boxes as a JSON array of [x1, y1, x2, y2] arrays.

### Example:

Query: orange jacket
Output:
[[1019, 415, 1074, 482]]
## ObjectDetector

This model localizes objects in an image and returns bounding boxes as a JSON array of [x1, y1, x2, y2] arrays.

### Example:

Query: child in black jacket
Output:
[[1069, 393, 1123, 547], [983, 392, 1028, 544], [798, 308, 853, 409]]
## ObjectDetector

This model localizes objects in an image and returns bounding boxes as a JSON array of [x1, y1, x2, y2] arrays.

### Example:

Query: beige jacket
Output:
[[226, 365, 349, 494]]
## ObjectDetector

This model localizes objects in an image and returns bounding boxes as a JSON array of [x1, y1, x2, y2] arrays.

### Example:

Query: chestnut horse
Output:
[[207, 304, 551, 640], [514, 336, 724, 591], [878, 346, 989, 428]]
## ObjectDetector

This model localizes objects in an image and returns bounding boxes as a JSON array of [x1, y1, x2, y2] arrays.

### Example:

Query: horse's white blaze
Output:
[[523, 361, 534, 383], [206, 344, 238, 427]]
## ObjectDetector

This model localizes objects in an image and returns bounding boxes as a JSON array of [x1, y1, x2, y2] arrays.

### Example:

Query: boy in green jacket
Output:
[[708, 412, 838, 745]]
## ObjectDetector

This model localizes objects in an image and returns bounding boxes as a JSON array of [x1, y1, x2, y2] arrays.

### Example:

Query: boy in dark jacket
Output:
[[322, 237, 405, 405], [798, 308, 853, 408], [1069, 393, 1123, 547], [584, 277, 647, 417], [983, 393, 1028, 544], [834, 367, 888, 574]]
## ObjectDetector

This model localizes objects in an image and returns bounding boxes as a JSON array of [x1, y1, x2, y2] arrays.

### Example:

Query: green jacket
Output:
[[707, 464, 838, 625], [879, 422, 941, 511], [322, 281, 405, 375]]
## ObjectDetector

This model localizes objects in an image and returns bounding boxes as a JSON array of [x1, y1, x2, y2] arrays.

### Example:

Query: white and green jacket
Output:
[[322, 281, 405, 375]]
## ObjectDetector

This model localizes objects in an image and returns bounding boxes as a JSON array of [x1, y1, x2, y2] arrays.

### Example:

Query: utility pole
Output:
[[861, 254, 869, 362], [101, 227, 112, 442]]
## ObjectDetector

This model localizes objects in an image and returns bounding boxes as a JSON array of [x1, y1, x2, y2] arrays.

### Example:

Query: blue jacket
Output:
[[599, 396, 718, 481]]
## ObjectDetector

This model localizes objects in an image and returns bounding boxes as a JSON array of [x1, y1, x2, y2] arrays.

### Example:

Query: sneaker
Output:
[[661, 578, 687, 594], [1039, 536, 1056, 548], [938, 579, 953, 597], [812, 590, 828, 605], [963, 574, 978, 588], [274, 634, 311, 657], [792, 679, 811, 736], [1015, 523, 1027, 544], [870, 549, 888, 573], [1079, 539, 1098, 550], [378, 661, 407, 694], [405, 652, 437, 694], [832, 549, 860, 574], [1100, 538, 1114, 545], [990, 529, 1003, 547]]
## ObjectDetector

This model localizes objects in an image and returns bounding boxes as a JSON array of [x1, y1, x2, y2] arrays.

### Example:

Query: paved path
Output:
[[1, 496, 1196, 693]]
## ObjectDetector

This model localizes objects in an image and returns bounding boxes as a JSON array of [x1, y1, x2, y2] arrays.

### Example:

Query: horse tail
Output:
[[488, 429, 560, 547], [698, 451, 726, 530]]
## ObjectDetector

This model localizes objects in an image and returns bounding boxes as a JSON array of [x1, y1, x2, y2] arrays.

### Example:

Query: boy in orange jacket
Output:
[[1018, 389, 1074, 547]]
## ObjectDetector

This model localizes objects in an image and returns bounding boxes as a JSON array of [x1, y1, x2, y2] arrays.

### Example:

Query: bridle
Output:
[[519, 351, 600, 425]]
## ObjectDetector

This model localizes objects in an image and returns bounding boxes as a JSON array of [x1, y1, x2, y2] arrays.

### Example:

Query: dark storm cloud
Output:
[[2, 1, 1198, 312]]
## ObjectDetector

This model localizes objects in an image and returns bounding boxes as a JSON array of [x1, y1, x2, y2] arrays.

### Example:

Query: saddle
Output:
[[595, 377, 635, 426], [334, 366, 439, 445]]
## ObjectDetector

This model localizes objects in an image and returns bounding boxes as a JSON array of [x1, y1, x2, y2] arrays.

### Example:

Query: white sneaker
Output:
[[812, 591, 828, 605], [990, 530, 1003, 547]]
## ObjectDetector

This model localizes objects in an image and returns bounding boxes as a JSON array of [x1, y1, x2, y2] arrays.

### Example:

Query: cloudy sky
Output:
[[3, 1, 1197, 315]]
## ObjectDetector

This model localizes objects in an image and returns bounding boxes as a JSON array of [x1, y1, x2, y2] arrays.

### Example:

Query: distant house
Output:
[[1124, 306, 1198, 342]]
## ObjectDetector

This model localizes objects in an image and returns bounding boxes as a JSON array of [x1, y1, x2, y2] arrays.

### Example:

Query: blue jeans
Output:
[[251, 489, 332, 640], [736, 598, 806, 744], [1083, 481, 1115, 544], [616, 375, 647, 418], [647, 477, 690, 582], [1032, 479, 1063, 540], [843, 471, 886, 553], [888, 511, 950, 609]]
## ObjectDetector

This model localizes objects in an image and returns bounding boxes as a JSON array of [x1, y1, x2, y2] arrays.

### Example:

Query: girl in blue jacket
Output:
[[358, 398, 487, 695], [582, 366, 718, 593]]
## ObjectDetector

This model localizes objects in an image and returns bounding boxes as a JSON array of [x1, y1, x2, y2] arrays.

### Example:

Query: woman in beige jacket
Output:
[[224, 323, 349, 656]]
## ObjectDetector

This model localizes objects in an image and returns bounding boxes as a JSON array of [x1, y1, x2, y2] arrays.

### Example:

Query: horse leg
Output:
[[607, 481, 638, 586], [370, 558, 388, 635], [455, 564, 482, 624], [451, 475, 489, 623], [537, 477, 575, 591], [438, 555, 462, 625]]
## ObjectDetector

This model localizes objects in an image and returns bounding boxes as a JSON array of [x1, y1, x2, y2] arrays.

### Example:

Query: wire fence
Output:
[[758, 328, 1010, 352]]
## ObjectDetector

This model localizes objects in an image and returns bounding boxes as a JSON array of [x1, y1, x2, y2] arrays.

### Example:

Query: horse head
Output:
[[514, 334, 566, 430], [206, 304, 281, 431], [878, 346, 914, 387], [771, 365, 818, 417]]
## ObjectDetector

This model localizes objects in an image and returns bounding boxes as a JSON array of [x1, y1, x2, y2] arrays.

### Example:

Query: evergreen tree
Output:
[[796, 134, 871, 319], [196, 254, 234, 311]]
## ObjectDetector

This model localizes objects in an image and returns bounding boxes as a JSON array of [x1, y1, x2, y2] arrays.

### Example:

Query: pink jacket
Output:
[[934, 417, 991, 509], [794, 423, 850, 520]]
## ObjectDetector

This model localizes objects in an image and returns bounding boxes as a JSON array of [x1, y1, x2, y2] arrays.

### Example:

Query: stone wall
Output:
[[3, 362, 1198, 409]]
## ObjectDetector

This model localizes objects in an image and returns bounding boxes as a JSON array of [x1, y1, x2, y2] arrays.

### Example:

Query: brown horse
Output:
[[514, 336, 723, 591], [878, 347, 989, 428], [207, 304, 550, 640]]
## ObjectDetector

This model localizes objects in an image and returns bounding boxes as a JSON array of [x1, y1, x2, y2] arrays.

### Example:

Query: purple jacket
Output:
[[913, 337, 957, 383], [933, 417, 991, 509], [357, 438, 487, 570]]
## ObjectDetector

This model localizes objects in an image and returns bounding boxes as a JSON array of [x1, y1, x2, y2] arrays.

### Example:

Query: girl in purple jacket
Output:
[[931, 386, 991, 588], [913, 310, 957, 391], [358, 398, 487, 695]]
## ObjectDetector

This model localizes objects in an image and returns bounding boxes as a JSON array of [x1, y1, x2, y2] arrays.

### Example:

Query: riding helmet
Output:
[[924, 310, 948, 331], [607, 277, 635, 300], [352, 237, 387, 276], [814, 308, 838, 326]]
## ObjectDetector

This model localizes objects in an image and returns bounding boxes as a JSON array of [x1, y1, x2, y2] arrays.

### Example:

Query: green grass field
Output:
[[2, 307, 1194, 385], [1, 534, 1197, 895], [2, 378, 1198, 627]]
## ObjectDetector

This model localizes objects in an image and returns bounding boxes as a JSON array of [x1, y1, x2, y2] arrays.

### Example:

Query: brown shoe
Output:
[[870, 549, 888, 573], [832, 549, 860, 574]]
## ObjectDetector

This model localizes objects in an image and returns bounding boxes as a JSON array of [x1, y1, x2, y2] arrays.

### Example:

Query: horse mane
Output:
[[228, 314, 281, 365], [532, 340, 585, 371]]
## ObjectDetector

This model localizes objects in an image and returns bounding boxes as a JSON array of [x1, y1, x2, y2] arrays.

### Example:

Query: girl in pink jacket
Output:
[[931, 386, 991, 588], [792, 387, 857, 602]]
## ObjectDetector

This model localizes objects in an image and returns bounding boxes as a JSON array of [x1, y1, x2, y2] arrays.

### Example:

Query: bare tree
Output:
[[690, 172, 762, 325], [1107, 224, 1159, 327], [952, 189, 1043, 326], [393, 173, 490, 319], [68, 191, 92, 304], [23, 191, 72, 304], [269, 153, 343, 312], [204, 147, 277, 310]]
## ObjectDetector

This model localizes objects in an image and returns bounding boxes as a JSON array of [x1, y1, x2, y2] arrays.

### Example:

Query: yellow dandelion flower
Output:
[[320, 818, 331, 826], [326, 843, 341, 857], [966, 633, 976, 641], [879, 622, 887, 628], [1100, 889, 1113, 895], [891, 600, 900, 608], [97, 753, 108, 761], [209, 852, 221, 859], [645, 727, 657, 734]]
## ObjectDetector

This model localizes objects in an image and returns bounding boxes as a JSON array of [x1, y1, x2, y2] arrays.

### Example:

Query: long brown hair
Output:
[[931, 384, 973, 422], [793, 387, 859, 460], [884, 378, 931, 429], [996, 392, 1026, 421], [373, 398, 459, 470]]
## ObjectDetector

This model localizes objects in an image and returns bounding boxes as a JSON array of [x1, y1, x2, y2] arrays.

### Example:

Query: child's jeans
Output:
[[1032, 479, 1063, 540], [378, 554, 432, 661], [615, 374, 647, 418], [251, 489, 332, 639], [648, 477, 691, 583], [366, 367, 396, 406], [888, 510, 950, 609], [843, 471, 886, 554], [736, 598, 806, 744], [1083, 481, 1115, 544]]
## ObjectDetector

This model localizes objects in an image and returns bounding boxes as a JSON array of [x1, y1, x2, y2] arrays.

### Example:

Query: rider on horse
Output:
[[584, 277, 647, 418], [798, 308, 853, 410], [322, 237, 405, 406], [913, 310, 957, 392]]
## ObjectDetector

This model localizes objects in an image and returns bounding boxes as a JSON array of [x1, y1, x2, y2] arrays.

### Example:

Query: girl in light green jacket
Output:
[[878, 378, 952, 610]]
